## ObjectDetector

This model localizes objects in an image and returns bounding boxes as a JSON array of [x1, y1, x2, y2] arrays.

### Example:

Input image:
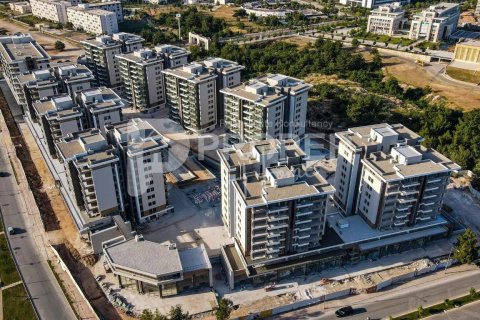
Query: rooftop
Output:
[[202, 57, 245, 74], [220, 78, 287, 107], [117, 48, 162, 65], [162, 62, 217, 83], [56, 128, 106, 160], [55, 64, 94, 82], [155, 44, 190, 57], [257, 73, 312, 94], [0, 34, 50, 63], [178, 245, 212, 273], [77, 87, 124, 111], [33, 94, 75, 115], [105, 238, 183, 276]]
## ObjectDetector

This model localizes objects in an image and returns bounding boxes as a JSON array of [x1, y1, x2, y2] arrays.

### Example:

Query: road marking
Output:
[[1, 280, 22, 290]]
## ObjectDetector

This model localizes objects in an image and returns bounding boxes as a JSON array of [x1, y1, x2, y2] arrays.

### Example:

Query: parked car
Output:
[[7, 226, 15, 235], [335, 306, 354, 317]]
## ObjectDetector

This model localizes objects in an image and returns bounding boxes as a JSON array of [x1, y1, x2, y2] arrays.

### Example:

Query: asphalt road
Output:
[[0, 136, 76, 319], [274, 267, 480, 320], [427, 300, 480, 320]]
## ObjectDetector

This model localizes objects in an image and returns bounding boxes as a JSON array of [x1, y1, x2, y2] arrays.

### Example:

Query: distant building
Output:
[[56, 129, 125, 218], [67, 6, 118, 35], [0, 34, 51, 108], [221, 74, 311, 142], [202, 57, 245, 122], [105, 118, 173, 224], [9, 2, 31, 14], [339, 0, 410, 9], [367, 3, 406, 36], [155, 44, 190, 69], [162, 62, 218, 133], [453, 40, 480, 66], [30, 0, 79, 24], [78, 1, 124, 22], [117, 48, 165, 112], [33, 95, 84, 156], [82, 33, 144, 87], [75, 87, 124, 133], [476, 0, 480, 17], [409, 3, 460, 42], [104, 238, 212, 297]]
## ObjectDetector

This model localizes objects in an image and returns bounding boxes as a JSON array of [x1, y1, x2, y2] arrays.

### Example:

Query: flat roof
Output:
[[220, 78, 289, 107], [178, 245, 211, 273], [0, 34, 50, 63], [105, 239, 183, 276], [162, 63, 217, 83]]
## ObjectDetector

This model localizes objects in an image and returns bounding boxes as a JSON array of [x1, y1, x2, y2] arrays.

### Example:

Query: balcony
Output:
[[295, 219, 312, 226], [402, 181, 420, 188], [268, 215, 288, 223]]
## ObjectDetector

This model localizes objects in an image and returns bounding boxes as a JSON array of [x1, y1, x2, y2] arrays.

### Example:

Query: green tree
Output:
[[444, 298, 453, 309], [140, 309, 154, 320], [453, 228, 478, 264], [54, 40, 65, 51], [169, 305, 192, 320], [351, 38, 360, 48], [470, 287, 477, 299], [417, 306, 424, 317], [215, 298, 234, 320], [233, 8, 247, 18]]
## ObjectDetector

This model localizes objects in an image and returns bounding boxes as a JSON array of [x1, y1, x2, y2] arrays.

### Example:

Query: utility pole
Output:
[[176, 14, 182, 40]]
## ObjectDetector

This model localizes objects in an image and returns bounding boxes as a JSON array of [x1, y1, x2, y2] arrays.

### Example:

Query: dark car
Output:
[[0, 172, 10, 177], [335, 306, 354, 317]]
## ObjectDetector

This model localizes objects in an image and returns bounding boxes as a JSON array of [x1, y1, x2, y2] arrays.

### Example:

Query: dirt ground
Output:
[[0, 19, 84, 62], [381, 53, 480, 110], [281, 36, 315, 48]]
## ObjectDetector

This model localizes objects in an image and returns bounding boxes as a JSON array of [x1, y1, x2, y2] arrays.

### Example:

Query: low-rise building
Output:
[[30, 0, 79, 24], [56, 129, 125, 218], [155, 44, 190, 69], [67, 6, 118, 35], [117, 48, 165, 112], [105, 118, 173, 224], [104, 237, 212, 297], [357, 144, 460, 230], [409, 3, 460, 42], [339, 0, 409, 9], [162, 63, 218, 132], [202, 57, 244, 122], [9, 2, 31, 14], [54, 64, 96, 99], [75, 87, 124, 133], [0, 34, 50, 108], [453, 40, 480, 66], [82, 33, 144, 87], [221, 74, 311, 142], [17, 69, 60, 118], [33, 95, 84, 156], [367, 3, 406, 36]]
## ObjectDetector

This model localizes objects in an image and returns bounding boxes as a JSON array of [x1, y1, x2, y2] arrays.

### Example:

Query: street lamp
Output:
[[176, 14, 182, 40]]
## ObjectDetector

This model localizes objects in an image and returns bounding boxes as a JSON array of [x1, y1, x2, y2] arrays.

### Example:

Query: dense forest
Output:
[[191, 38, 480, 176]]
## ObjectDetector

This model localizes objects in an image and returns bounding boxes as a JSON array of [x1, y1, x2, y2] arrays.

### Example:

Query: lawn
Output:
[[15, 14, 50, 26], [446, 66, 480, 84], [0, 234, 21, 286], [2, 284, 36, 320]]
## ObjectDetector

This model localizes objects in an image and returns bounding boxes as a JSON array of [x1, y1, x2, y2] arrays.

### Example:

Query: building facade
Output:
[[118, 48, 165, 112], [339, 0, 409, 9], [81, 1, 124, 22], [9, 2, 31, 14], [333, 124, 423, 216], [0, 34, 51, 107], [82, 33, 143, 87], [56, 129, 125, 218], [409, 3, 460, 42], [453, 40, 480, 66], [105, 118, 173, 224], [17, 69, 60, 118], [155, 44, 190, 69], [67, 6, 119, 35], [33, 95, 84, 156], [54, 64, 96, 99], [357, 145, 459, 230], [218, 139, 334, 262], [367, 3, 406, 36], [75, 87, 124, 133], [30, 0, 78, 24], [162, 63, 218, 133]]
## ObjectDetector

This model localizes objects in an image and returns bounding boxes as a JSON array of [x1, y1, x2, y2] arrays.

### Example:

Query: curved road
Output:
[[0, 125, 76, 319]]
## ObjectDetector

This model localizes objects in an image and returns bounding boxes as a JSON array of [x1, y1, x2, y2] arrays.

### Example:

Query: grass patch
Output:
[[119, 19, 150, 33], [2, 284, 36, 320], [0, 234, 21, 286], [15, 15, 52, 27], [393, 289, 480, 319], [415, 41, 439, 51], [446, 66, 480, 84]]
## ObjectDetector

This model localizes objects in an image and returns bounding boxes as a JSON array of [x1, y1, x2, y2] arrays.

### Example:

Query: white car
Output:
[[7, 226, 15, 235]]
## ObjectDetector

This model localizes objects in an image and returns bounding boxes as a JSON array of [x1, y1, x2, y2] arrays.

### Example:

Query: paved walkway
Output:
[[426, 300, 480, 320], [1, 281, 22, 290]]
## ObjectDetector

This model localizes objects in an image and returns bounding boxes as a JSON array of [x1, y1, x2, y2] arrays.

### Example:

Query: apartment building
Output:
[[339, 0, 409, 9], [162, 63, 218, 132], [367, 3, 406, 36], [105, 119, 172, 224], [409, 3, 460, 42], [202, 57, 244, 121], [67, 6, 118, 35], [54, 64, 95, 99], [82, 33, 143, 87], [9, 2, 31, 14], [81, 1, 124, 22], [117, 48, 165, 112], [453, 40, 480, 66], [33, 95, 84, 156], [357, 144, 459, 230], [333, 124, 423, 216], [75, 87, 124, 133], [30, 0, 79, 24], [56, 129, 125, 218], [155, 44, 190, 69], [0, 34, 51, 107], [17, 69, 60, 117], [218, 139, 334, 262]]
